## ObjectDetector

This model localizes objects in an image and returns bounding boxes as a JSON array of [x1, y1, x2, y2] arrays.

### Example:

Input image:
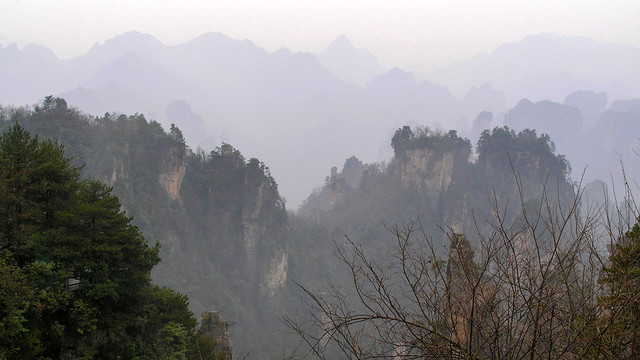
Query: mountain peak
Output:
[[0, 42, 60, 63], [323, 34, 356, 53], [317, 34, 386, 86], [103, 31, 163, 48], [86, 31, 164, 59]]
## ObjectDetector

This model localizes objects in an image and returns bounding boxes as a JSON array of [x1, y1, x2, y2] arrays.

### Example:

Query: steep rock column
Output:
[[400, 148, 456, 198], [198, 311, 233, 360], [445, 234, 497, 356], [397, 140, 472, 225], [158, 147, 186, 201], [445, 233, 476, 348], [241, 162, 289, 297]]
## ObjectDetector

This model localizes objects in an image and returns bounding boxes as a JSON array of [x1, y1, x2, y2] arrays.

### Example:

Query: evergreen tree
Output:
[[0, 124, 212, 359], [0, 124, 81, 266]]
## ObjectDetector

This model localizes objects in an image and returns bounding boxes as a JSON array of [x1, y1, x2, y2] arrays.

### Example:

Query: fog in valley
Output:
[[3, 30, 640, 207], [2, 1, 640, 360]]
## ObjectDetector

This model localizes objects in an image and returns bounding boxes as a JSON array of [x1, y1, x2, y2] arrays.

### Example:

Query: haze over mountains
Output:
[[316, 34, 387, 86], [434, 34, 640, 103], [2, 31, 639, 207]]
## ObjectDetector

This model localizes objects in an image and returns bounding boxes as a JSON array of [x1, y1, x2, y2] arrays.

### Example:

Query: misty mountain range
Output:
[[2, 31, 639, 207]]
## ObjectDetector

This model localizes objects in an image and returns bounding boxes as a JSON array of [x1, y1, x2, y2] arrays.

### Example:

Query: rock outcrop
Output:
[[395, 131, 472, 215], [476, 126, 572, 208], [479, 148, 569, 203], [329, 177, 347, 210], [240, 159, 289, 296], [445, 233, 497, 352], [262, 251, 288, 297], [158, 157, 185, 200], [400, 147, 457, 199], [198, 311, 233, 360]]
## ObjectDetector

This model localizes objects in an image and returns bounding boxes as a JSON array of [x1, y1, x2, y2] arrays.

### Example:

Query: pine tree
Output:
[[599, 220, 640, 358], [0, 124, 81, 266], [0, 124, 212, 359]]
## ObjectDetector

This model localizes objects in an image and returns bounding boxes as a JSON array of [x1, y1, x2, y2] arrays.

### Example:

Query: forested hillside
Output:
[[0, 124, 225, 359], [299, 125, 573, 256], [2, 97, 638, 359], [291, 127, 640, 360], [1, 97, 294, 357]]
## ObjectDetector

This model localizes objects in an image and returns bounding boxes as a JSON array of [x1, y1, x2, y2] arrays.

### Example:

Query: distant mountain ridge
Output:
[[2, 31, 639, 207], [317, 34, 387, 86], [433, 33, 640, 103]]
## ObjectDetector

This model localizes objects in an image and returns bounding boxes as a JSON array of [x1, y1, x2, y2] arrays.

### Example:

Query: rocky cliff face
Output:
[[172, 147, 290, 357], [482, 150, 542, 178], [400, 148, 457, 198], [108, 159, 126, 186], [108, 154, 186, 201], [446, 233, 475, 345], [198, 311, 233, 360], [397, 137, 472, 221], [173, 144, 289, 305], [261, 251, 288, 297], [158, 148, 186, 201], [328, 177, 347, 210], [480, 149, 569, 203], [392, 130, 471, 198], [241, 176, 288, 296], [474, 126, 574, 213], [5, 100, 293, 360]]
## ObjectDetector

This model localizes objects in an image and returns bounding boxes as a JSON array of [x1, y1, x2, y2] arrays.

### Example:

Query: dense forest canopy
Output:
[[1, 98, 290, 357], [476, 126, 569, 176], [391, 126, 471, 156], [0, 124, 224, 359]]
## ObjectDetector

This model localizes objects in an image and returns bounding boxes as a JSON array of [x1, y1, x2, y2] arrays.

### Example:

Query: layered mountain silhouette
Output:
[[317, 34, 387, 86], [434, 33, 640, 104], [2, 31, 639, 206]]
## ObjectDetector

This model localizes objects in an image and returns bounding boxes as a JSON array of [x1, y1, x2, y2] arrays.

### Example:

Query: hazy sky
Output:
[[2, 0, 639, 72]]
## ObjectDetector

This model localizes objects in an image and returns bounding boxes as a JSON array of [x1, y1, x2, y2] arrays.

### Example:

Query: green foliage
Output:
[[300, 124, 576, 276], [0, 252, 40, 359], [170, 123, 186, 147], [598, 220, 640, 358], [0, 124, 203, 359], [0, 97, 298, 359], [391, 125, 470, 157], [0, 97, 585, 359], [391, 125, 414, 156], [0, 124, 82, 266], [476, 126, 569, 176], [187, 334, 225, 360], [4, 99, 192, 274], [2, 97, 290, 358]]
